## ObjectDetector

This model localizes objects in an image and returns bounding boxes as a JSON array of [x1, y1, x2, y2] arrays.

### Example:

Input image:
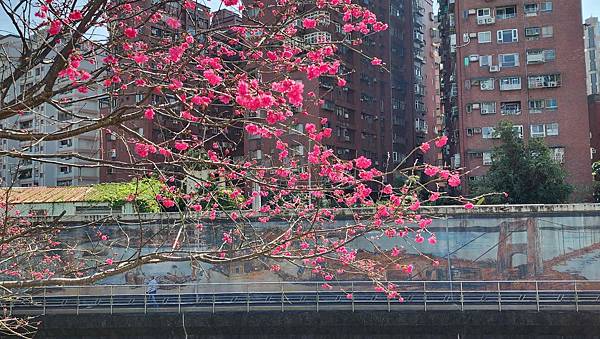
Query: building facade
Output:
[[99, 2, 216, 183], [0, 34, 103, 187], [584, 17, 600, 95], [439, 0, 593, 196], [245, 0, 439, 183], [589, 95, 600, 164]]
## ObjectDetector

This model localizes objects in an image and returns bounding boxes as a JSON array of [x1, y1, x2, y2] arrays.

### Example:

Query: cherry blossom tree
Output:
[[0, 0, 473, 335]]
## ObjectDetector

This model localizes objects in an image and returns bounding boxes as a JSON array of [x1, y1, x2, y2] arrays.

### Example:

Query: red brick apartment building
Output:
[[439, 0, 593, 197], [99, 4, 243, 182], [589, 95, 600, 164], [245, 0, 439, 183]]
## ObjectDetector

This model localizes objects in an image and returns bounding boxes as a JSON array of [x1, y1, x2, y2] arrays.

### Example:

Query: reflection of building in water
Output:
[[497, 218, 543, 279]]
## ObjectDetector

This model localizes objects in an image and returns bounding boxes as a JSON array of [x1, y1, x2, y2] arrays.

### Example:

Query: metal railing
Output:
[[6, 280, 600, 315]]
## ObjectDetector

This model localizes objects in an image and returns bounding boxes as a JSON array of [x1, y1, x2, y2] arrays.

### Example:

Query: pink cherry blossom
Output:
[[464, 202, 475, 209], [175, 141, 189, 151], [420, 142, 431, 153], [48, 20, 62, 36], [448, 175, 461, 187], [302, 18, 317, 29], [435, 135, 448, 148], [69, 11, 83, 21], [371, 57, 382, 66], [165, 17, 181, 29], [124, 27, 137, 39], [355, 156, 371, 169], [144, 108, 155, 120]]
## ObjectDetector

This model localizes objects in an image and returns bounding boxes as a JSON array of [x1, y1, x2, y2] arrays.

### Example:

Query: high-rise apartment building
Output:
[[0, 34, 103, 187], [584, 17, 600, 95], [245, 0, 439, 181], [439, 0, 592, 196], [589, 95, 600, 164], [99, 2, 217, 183]]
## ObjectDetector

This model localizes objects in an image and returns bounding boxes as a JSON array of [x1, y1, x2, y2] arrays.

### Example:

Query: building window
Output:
[[481, 102, 496, 114], [496, 6, 517, 19], [304, 11, 331, 25], [59, 139, 73, 148], [540, 1, 553, 12], [482, 151, 493, 165], [479, 55, 492, 67], [499, 77, 521, 91], [543, 49, 556, 61], [546, 122, 559, 136], [499, 53, 519, 67], [304, 31, 331, 44], [524, 3, 539, 15], [531, 124, 546, 138], [59, 166, 72, 174], [528, 99, 544, 113], [478, 31, 492, 43], [545, 98, 558, 110], [512, 125, 524, 138], [528, 74, 561, 89], [477, 8, 491, 18], [551, 147, 565, 163], [525, 27, 541, 39], [500, 101, 521, 115], [482, 127, 497, 139], [497, 29, 518, 43], [480, 78, 495, 90], [542, 26, 554, 38]]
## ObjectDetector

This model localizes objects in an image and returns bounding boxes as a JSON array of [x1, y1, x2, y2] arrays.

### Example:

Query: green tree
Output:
[[472, 121, 572, 204]]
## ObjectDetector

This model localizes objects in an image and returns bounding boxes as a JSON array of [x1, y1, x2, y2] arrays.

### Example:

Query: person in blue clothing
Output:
[[147, 276, 159, 308]]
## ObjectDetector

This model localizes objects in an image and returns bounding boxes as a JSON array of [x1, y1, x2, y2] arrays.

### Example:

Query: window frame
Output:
[[497, 29, 518, 43]]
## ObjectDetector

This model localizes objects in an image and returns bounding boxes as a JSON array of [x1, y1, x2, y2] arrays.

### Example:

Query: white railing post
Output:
[[43, 288, 46, 316], [212, 285, 215, 314], [246, 284, 250, 313], [110, 285, 113, 315], [423, 281, 427, 312], [76, 287, 80, 315], [497, 282, 502, 312], [281, 282, 284, 312], [144, 285, 148, 314], [316, 283, 319, 312], [351, 282, 355, 312], [460, 282, 464, 311], [574, 281, 579, 312], [178, 285, 182, 314], [535, 281, 540, 312]]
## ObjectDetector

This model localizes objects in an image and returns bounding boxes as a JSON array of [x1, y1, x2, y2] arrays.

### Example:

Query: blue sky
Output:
[[583, 0, 600, 18]]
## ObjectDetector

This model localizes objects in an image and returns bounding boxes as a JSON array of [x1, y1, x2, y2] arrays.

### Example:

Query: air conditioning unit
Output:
[[468, 9, 476, 15], [469, 33, 478, 38], [481, 82, 493, 90], [466, 128, 474, 136], [485, 17, 496, 24], [473, 127, 482, 134], [489, 65, 500, 72], [472, 103, 481, 110], [469, 54, 479, 61], [527, 54, 545, 63]]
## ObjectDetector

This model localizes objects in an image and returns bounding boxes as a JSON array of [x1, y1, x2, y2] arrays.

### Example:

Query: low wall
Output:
[[36, 311, 600, 338]]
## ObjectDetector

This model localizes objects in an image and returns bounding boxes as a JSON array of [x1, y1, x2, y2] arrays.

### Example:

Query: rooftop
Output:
[[1, 186, 95, 203]]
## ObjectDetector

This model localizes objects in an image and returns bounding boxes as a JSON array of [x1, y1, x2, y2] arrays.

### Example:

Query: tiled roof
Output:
[[0, 186, 94, 203]]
